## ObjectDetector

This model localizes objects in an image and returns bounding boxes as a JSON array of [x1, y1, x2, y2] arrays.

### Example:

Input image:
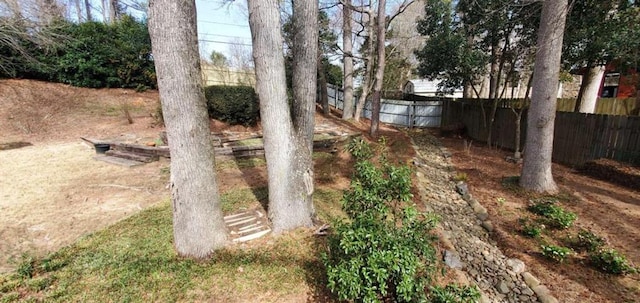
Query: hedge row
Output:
[[204, 85, 259, 126], [0, 16, 155, 90]]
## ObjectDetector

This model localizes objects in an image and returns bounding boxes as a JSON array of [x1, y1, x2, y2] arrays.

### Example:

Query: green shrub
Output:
[[204, 85, 259, 126], [566, 229, 605, 252], [1, 16, 156, 89], [346, 137, 373, 161], [428, 284, 481, 303], [589, 248, 637, 275], [323, 141, 438, 302], [518, 218, 544, 238], [541, 245, 572, 263], [527, 198, 576, 229]]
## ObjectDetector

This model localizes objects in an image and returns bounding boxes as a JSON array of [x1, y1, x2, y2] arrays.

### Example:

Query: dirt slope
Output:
[[0, 80, 168, 272]]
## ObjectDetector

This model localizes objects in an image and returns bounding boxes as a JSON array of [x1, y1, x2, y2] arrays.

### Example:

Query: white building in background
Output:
[[403, 79, 463, 98]]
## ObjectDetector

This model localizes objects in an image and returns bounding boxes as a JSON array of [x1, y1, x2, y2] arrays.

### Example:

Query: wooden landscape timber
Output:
[[82, 132, 358, 163]]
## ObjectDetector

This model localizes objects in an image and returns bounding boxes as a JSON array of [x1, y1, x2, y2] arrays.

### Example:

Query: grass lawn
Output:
[[0, 129, 442, 303], [0, 187, 342, 302]]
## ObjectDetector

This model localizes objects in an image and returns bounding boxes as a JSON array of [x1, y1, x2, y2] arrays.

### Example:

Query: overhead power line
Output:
[[199, 39, 252, 47], [198, 20, 250, 28], [198, 33, 252, 40]]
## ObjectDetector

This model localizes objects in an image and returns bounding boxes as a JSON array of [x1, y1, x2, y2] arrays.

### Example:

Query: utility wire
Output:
[[198, 39, 252, 46], [197, 20, 250, 27], [198, 33, 252, 40]]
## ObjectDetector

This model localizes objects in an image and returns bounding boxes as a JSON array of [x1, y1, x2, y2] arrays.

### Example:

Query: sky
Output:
[[195, 0, 252, 62]]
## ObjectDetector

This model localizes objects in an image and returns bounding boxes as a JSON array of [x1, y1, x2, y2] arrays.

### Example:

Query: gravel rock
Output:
[[522, 272, 540, 288], [410, 132, 548, 303], [444, 250, 464, 269], [507, 258, 526, 274], [481, 220, 494, 232], [455, 182, 468, 194], [497, 280, 510, 294]]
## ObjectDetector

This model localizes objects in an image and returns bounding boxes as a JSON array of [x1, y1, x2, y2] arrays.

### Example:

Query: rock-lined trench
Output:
[[410, 131, 558, 303]]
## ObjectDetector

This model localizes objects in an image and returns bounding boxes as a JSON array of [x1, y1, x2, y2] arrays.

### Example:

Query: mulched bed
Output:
[[578, 159, 640, 191]]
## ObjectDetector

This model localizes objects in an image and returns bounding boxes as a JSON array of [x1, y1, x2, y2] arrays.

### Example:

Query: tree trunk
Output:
[[148, 0, 228, 258], [101, 0, 108, 23], [578, 65, 606, 113], [74, 0, 83, 21], [84, 0, 92, 21], [520, 0, 568, 194], [354, 7, 375, 122], [514, 72, 534, 159], [369, 0, 386, 138], [317, 54, 329, 115], [109, 0, 118, 23], [248, 0, 315, 233], [291, 0, 319, 229], [636, 89, 640, 116], [489, 44, 499, 100], [342, 1, 355, 119]]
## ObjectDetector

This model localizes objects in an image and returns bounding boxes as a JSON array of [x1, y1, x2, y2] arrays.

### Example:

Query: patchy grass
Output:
[[216, 157, 267, 170], [220, 187, 268, 213], [0, 117, 423, 302], [234, 138, 263, 147], [0, 199, 335, 302]]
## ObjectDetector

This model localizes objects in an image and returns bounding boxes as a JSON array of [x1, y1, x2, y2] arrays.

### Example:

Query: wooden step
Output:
[[223, 208, 271, 243], [105, 150, 159, 163], [112, 143, 170, 158]]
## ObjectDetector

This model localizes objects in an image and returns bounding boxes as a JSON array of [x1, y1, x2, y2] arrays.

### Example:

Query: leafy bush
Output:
[[527, 198, 576, 229], [2, 16, 156, 89], [346, 137, 373, 161], [429, 284, 481, 303], [323, 141, 438, 302], [518, 218, 544, 238], [541, 245, 572, 263], [589, 248, 637, 275], [566, 229, 605, 252], [204, 85, 259, 126]]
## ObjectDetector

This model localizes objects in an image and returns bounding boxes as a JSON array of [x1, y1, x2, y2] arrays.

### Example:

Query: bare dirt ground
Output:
[[0, 80, 170, 273], [438, 133, 640, 303]]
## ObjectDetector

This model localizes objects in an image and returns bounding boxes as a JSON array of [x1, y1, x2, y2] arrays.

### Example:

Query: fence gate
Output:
[[326, 84, 442, 128]]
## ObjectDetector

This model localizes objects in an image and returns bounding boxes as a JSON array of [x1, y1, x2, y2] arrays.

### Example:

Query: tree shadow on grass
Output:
[[303, 235, 335, 303]]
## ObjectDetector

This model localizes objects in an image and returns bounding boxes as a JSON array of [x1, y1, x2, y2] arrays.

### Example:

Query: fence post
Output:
[[335, 85, 339, 109], [409, 101, 414, 128]]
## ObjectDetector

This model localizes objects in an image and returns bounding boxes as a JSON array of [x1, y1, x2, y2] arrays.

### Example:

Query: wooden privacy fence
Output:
[[326, 84, 443, 128], [441, 100, 640, 166]]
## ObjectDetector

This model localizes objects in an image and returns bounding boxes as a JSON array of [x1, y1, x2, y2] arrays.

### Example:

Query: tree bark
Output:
[[578, 65, 605, 113], [489, 44, 499, 100], [84, 0, 92, 21], [109, 0, 118, 23], [148, 0, 228, 258], [342, 1, 355, 119], [248, 0, 315, 233], [369, 0, 386, 138], [291, 0, 318, 227], [354, 6, 375, 122], [520, 0, 568, 194], [512, 73, 534, 159], [74, 0, 83, 22], [317, 54, 329, 115], [101, 0, 108, 23]]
